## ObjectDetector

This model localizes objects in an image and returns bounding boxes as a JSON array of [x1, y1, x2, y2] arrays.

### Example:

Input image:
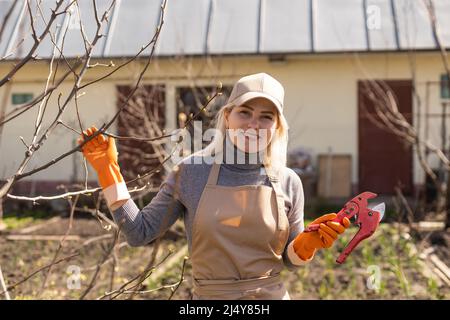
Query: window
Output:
[[176, 85, 231, 151], [441, 74, 450, 100], [12, 93, 33, 105], [176, 85, 231, 128]]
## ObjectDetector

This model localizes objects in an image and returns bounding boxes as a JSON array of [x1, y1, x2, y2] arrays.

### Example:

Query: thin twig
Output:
[[0, 0, 18, 44], [0, 0, 67, 87], [0, 252, 80, 295], [39, 194, 80, 295], [79, 230, 119, 299], [7, 84, 222, 201], [97, 249, 174, 300], [168, 256, 188, 300], [0, 266, 11, 300]]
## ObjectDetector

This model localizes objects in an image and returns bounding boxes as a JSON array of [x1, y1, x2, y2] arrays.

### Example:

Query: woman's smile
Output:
[[225, 97, 279, 153]]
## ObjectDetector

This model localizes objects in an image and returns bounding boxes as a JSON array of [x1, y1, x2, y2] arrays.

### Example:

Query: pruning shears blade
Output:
[[371, 202, 385, 222]]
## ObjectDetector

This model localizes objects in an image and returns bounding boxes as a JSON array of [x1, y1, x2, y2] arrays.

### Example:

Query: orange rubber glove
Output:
[[77, 126, 124, 189], [293, 213, 351, 261]]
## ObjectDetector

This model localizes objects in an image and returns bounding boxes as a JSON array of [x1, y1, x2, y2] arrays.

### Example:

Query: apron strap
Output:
[[206, 162, 221, 186], [265, 166, 288, 231]]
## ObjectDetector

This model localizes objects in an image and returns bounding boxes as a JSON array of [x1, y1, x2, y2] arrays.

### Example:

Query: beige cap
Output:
[[225, 73, 284, 115]]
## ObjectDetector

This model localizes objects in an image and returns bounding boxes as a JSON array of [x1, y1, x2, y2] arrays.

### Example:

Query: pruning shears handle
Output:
[[303, 191, 383, 264], [304, 191, 377, 232]]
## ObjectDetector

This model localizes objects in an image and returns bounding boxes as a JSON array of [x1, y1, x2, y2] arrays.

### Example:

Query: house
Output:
[[1, 0, 450, 200]]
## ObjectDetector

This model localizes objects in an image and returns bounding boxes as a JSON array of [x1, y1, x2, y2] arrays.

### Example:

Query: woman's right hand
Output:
[[293, 213, 350, 261], [77, 126, 124, 189]]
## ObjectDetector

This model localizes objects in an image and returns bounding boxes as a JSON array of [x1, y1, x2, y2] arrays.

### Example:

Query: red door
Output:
[[358, 80, 413, 195]]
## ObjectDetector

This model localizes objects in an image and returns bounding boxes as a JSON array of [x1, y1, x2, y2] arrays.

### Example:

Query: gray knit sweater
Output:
[[112, 136, 305, 269]]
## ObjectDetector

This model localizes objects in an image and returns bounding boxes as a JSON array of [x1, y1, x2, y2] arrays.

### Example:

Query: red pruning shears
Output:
[[304, 191, 385, 264]]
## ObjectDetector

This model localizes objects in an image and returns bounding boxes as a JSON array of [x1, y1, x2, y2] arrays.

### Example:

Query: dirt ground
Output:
[[426, 230, 450, 262], [0, 215, 448, 300]]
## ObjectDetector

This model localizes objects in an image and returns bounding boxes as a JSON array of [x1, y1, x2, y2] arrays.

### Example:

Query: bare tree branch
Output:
[[0, 0, 68, 87], [0, 0, 18, 44]]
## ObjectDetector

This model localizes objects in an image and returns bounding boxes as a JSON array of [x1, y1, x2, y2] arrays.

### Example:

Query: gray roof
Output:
[[1, 0, 450, 60]]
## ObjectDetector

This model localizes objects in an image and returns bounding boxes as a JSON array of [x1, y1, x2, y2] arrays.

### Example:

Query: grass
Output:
[[1, 208, 448, 300], [301, 204, 438, 298], [2, 209, 52, 230], [283, 223, 449, 299], [427, 278, 446, 300]]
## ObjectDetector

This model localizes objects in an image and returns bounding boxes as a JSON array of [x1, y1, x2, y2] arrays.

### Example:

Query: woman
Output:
[[78, 73, 350, 300]]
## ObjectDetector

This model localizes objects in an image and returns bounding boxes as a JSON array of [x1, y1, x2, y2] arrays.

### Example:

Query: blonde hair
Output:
[[192, 103, 289, 170]]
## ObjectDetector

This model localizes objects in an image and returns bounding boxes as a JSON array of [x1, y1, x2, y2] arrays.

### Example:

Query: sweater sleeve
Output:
[[281, 170, 313, 269], [111, 165, 186, 247]]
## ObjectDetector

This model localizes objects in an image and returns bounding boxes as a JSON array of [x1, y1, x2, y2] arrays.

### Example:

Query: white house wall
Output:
[[1, 52, 449, 193]]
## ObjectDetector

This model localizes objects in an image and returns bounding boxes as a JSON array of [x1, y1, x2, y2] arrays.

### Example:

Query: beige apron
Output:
[[191, 161, 290, 300]]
